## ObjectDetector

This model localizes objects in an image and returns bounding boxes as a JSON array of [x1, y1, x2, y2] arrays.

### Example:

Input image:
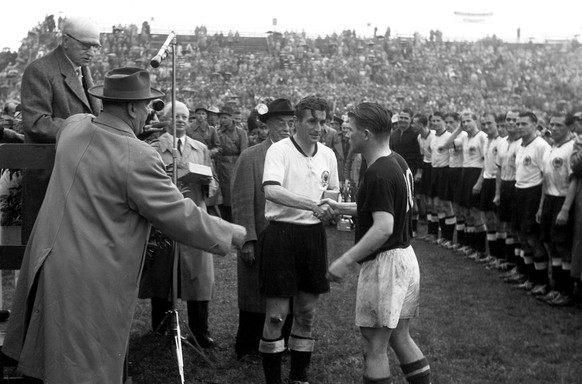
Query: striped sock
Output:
[[438, 212, 446, 238], [401, 357, 431, 384], [551, 258, 562, 292], [363, 376, 393, 384], [496, 232, 507, 261], [444, 216, 456, 242], [487, 231, 497, 257], [466, 225, 475, 250], [456, 221, 465, 245]]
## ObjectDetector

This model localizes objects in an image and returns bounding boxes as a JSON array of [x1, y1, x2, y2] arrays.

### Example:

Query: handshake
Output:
[[312, 193, 343, 222]]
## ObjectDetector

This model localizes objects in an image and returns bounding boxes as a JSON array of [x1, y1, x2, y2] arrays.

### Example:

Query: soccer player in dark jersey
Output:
[[322, 102, 431, 384]]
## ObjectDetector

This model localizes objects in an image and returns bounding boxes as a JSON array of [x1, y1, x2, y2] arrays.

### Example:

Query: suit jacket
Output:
[[21, 45, 101, 143], [3, 114, 234, 383], [231, 139, 271, 313], [320, 125, 343, 161], [139, 133, 217, 301]]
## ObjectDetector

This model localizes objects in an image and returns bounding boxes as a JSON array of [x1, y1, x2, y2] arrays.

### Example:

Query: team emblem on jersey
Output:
[[523, 156, 531, 166], [469, 146, 476, 154], [492, 147, 498, 156], [321, 171, 330, 188], [552, 157, 563, 169]]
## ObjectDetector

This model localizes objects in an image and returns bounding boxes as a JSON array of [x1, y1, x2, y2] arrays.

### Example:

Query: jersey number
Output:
[[404, 168, 414, 213]]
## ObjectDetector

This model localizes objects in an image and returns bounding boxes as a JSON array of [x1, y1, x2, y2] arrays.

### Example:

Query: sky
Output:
[[2, 0, 581, 51]]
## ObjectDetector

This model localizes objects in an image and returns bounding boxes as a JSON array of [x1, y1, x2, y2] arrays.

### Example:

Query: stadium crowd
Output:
[[0, 13, 581, 384]]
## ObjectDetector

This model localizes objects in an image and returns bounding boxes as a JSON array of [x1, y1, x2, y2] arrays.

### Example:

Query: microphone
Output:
[[150, 32, 176, 68], [151, 99, 165, 112]]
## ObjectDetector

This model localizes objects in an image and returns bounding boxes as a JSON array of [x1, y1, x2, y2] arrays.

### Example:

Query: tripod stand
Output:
[[149, 31, 214, 384]]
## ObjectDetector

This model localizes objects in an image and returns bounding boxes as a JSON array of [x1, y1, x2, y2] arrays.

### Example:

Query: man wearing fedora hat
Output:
[[3, 67, 246, 384], [232, 98, 296, 361], [217, 105, 248, 222]]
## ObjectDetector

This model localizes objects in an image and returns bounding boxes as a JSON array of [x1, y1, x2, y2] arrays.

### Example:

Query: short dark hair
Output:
[[400, 107, 414, 118], [444, 112, 460, 122], [564, 113, 576, 127], [102, 99, 131, 108], [518, 111, 538, 124], [481, 112, 496, 121], [348, 102, 392, 138], [413, 113, 428, 127], [505, 109, 520, 119], [295, 96, 329, 121], [430, 111, 446, 121]]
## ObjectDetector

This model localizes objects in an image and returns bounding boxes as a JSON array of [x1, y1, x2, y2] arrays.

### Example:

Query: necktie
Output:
[[178, 139, 183, 155], [75, 68, 83, 84]]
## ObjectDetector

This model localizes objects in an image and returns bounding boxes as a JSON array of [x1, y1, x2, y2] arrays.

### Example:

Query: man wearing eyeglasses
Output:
[[21, 16, 102, 143], [18, 17, 103, 258]]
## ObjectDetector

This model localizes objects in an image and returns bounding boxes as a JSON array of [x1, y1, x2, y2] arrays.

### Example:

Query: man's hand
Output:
[[319, 198, 341, 212], [231, 224, 247, 250], [493, 193, 500, 206], [472, 183, 482, 195], [556, 208, 569, 226], [240, 241, 256, 266], [535, 208, 542, 224], [313, 202, 335, 221], [326, 257, 352, 283]]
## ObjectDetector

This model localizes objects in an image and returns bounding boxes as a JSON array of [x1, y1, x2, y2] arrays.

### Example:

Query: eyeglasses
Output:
[[66, 34, 101, 50]]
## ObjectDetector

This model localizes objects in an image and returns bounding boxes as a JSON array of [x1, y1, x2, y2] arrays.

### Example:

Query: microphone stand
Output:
[[148, 31, 216, 384], [149, 32, 185, 384]]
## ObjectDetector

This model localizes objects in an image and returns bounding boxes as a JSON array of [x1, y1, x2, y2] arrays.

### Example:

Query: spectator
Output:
[[216, 105, 248, 222]]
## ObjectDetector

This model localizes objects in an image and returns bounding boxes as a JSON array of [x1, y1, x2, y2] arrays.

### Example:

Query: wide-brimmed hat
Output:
[[258, 98, 294, 123], [206, 105, 220, 114], [194, 105, 208, 113], [218, 105, 235, 116], [88, 67, 164, 101]]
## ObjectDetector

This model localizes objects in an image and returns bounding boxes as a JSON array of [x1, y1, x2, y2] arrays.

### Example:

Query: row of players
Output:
[[392, 109, 582, 307]]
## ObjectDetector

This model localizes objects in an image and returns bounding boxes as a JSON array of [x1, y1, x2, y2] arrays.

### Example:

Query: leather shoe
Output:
[[194, 333, 215, 348]]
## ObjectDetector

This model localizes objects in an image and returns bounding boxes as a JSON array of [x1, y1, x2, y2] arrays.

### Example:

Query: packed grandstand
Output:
[[1, 14, 582, 122]]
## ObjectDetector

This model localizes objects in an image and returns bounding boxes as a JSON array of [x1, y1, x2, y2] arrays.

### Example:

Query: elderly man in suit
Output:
[[139, 100, 220, 348], [3, 67, 246, 384], [231, 99, 295, 360], [21, 16, 102, 143], [20, 16, 103, 242]]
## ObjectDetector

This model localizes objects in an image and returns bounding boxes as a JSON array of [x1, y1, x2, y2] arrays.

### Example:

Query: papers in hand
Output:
[[177, 162, 213, 184]]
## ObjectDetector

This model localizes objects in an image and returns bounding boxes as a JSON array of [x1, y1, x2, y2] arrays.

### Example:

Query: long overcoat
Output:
[[231, 139, 271, 313], [2, 113, 234, 384], [139, 133, 217, 301]]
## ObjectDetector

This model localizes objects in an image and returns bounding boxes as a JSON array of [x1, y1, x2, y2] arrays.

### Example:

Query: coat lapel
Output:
[[55, 47, 92, 112], [82, 66, 102, 115]]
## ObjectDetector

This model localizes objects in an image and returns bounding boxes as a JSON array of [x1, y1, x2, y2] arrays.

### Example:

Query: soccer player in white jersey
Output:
[[494, 110, 524, 280], [440, 111, 487, 258], [259, 96, 339, 384], [514, 111, 551, 292], [536, 113, 577, 305], [428, 112, 455, 245], [415, 114, 436, 240], [444, 112, 466, 250], [476, 113, 503, 265]]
